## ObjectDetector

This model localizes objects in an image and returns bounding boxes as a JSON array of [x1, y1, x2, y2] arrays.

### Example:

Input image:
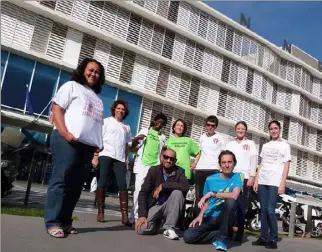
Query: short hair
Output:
[[163, 148, 177, 158], [154, 113, 168, 125], [205, 115, 219, 127], [172, 119, 187, 136], [110, 99, 129, 120], [235, 121, 248, 130], [71, 58, 105, 94], [218, 150, 237, 166]]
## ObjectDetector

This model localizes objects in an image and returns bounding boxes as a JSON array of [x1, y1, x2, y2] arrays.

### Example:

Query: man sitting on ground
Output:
[[184, 150, 242, 251], [135, 149, 189, 240]]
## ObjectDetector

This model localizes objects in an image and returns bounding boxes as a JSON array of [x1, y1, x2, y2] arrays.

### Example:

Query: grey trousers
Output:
[[138, 190, 185, 235]]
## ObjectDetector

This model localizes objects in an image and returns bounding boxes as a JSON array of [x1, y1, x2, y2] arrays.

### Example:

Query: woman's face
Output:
[[174, 121, 185, 136], [115, 104, 126, 121], [235, 123, 247, 139], [269, 123, 280, 140], [205, 121, 216, 135], [84, 62, 100, 87]]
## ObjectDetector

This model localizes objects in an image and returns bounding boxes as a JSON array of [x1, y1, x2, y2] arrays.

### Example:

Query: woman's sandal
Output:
[[47, 227, 65, 238], [63, 225, 78, 234]]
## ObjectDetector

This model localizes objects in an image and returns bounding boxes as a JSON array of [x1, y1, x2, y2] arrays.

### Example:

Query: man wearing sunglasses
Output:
[[193, 115, 226, 216], [135, 149, 189, 240]]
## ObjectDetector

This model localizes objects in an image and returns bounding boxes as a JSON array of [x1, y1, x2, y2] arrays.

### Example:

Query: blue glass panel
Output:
[[21, 129, 46, 145], [57, 70, 72, 90], [1, 51, 9, 82], [1, 54, 34, 110], [30, 62, 60, 115], [100, 84, 118, 118], [117, 90, 142, 136]]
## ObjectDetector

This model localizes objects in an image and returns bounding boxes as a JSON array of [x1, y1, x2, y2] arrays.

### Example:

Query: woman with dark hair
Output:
[[92, 99, 145, 225], [45, 58, 105, 238], [165, 119, 200, 181], [252, 120, 291, 249], [226, 121, 258, 241]]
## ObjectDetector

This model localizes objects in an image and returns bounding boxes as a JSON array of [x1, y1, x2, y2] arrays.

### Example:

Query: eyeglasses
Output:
[[206, 123, 216, 128], [163, 155, 176, 162]]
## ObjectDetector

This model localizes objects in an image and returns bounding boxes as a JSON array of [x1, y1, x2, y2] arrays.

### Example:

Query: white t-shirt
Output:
[[53, 81, 103, 148], [258, 140, 291, 187], [99, 117, 132, 162], [226, 138, 258, 179], [195, 133, 225, 170]]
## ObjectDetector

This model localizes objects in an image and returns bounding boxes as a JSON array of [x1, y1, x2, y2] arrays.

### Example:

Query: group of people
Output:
[[44, 58, 291, 251]]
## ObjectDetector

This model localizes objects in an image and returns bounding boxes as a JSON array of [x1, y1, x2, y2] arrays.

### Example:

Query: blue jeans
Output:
[[258, 184, 278, 242], [184, 198, 237, 244], [44, 130, 93, 229]]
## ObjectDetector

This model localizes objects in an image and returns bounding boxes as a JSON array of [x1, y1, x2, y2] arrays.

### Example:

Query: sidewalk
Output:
[[2, 214, 322, 252]]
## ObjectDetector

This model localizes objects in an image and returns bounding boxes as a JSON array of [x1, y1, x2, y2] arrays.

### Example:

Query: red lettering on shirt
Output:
[[243, 144, 250, 151]]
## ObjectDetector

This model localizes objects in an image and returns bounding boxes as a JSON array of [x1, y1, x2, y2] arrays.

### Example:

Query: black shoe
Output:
[[265, 241, 277, 249], [252, 237, 268, 246], [234, 233, 243, 242]]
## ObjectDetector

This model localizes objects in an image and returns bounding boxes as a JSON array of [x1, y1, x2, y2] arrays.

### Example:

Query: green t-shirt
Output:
[[166, 136, 200, 179], [141, 128, 161, 166]]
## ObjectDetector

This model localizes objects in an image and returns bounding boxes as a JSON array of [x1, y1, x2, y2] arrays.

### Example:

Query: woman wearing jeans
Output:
[[45, 58, 105, 238], [92, 100, 145, 225], [253, 120, 291, 249]]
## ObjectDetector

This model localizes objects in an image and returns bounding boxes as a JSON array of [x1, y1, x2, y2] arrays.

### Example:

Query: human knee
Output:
[[224, 198, 237, 211], [170, 190, 184, 199], [267, 206, 276, 216]]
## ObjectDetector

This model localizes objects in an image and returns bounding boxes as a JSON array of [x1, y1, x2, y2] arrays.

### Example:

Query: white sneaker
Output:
[[163, 229, 179, 240]]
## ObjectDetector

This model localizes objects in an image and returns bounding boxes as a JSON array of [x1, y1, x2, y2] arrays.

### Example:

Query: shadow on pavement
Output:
[[77, 225, 134, 233]]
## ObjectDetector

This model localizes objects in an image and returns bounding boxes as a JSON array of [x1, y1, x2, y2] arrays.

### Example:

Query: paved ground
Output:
[[2, 181, 322, 252]]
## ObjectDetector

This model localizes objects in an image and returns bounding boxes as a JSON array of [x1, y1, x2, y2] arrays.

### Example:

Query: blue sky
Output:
[[205, 1, 322, 61]]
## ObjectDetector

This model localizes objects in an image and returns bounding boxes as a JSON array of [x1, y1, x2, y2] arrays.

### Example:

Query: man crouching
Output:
[[135, 148, 189, 240], [184, 150, 242, 251]]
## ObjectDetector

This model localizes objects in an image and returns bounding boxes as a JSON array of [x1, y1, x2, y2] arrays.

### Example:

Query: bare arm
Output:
[[278, 161, 290, 194], [190, 151, 201, 169], [211, 187, 241, 200]]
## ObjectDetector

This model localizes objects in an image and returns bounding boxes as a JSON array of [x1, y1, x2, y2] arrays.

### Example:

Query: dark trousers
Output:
[[44, 130, 93, 229], [97, 156, 127, 191], [184, 198, 237, 244], [194, 170, 219, 216], [234, 178, 249, 237], [258, 184, 278, 242]]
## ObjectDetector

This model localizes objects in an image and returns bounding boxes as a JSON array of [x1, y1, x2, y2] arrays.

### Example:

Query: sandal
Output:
[[63, 225, 78, 234], [47, 227, 65, 238]]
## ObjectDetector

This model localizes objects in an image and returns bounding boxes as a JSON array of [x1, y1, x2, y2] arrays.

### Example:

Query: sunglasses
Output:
[[163, 155, 176, 162], [206, 123, 216, 128]]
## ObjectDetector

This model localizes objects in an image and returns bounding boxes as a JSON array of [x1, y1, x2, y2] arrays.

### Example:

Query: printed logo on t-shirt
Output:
[[243, 144, 250, 151], [82, 93, 103, 123], [213, 138, 219, 144], [262, 148, 281, 164], [122, 125, 128, 132]]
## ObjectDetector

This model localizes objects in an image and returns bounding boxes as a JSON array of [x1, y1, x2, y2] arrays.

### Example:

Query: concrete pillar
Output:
[[305, 205, 313, 237], [288, 201, 297, 238]]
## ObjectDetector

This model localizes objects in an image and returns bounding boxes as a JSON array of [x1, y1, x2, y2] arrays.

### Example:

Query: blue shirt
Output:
[[203, 173, 243, 218], [155, 173, 169, 205]]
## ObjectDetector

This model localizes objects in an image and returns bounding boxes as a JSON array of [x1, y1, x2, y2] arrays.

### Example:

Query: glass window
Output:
[[1, 51, 9, 83], [117, 90, 142, 136], [57, 70, 72, 90], [30, 62, 60, 115], [100, 84, 118, 118], [1, 54, 34, 110]]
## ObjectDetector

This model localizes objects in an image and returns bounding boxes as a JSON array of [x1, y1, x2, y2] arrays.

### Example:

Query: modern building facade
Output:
[[1, 1, 322, 190]]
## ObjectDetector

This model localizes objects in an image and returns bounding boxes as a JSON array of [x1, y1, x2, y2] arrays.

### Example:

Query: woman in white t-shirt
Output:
[[194, 115, 225, 215], [253, 120, 291, 249], [92, 100, 144, 225], [44, 58, 105, 238], [226, 121, 258, 241]]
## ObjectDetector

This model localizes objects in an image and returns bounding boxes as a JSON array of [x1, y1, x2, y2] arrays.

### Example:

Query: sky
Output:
[[205, 1, 322, 61]]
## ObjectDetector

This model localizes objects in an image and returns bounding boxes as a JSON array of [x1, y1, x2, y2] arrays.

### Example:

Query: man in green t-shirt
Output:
[[130, 113, 168, 223]]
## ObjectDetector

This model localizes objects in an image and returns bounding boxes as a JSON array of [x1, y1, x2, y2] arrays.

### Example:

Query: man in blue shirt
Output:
[[184, 150, 243, 251]]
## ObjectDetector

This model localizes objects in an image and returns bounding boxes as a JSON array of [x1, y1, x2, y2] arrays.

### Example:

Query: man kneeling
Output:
[[184, 150, 242, 251], [135, 149, 189, 240]]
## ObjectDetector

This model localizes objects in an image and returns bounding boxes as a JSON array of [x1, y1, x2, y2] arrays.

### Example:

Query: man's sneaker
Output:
[[212, 240, 228, 251], [265, 241, 277, 249], [163, 229, 179, 240], [252, 237, 267, 246]]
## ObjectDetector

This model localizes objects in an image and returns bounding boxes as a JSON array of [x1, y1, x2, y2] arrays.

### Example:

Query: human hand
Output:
[[135, 217, 147, 233], [190, 162, 197, 170], [189, 215, 203, 227], [64, 132, 78, 143], [253, 180, 259, 193], [247, 176, 255, 188], [153, 184, 162, 199], [198, 192, 213, 209], [278, 183, 286, 195], [92, 156, 99, 169]]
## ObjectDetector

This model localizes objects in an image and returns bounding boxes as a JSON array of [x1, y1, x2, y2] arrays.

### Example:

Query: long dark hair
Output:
[[71, 58, 105, 94]]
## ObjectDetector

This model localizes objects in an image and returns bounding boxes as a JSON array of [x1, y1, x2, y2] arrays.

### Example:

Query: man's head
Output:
[[161, 149, 177, 170], [218, 150, 237, 177], [153, 113, 167, 131]]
